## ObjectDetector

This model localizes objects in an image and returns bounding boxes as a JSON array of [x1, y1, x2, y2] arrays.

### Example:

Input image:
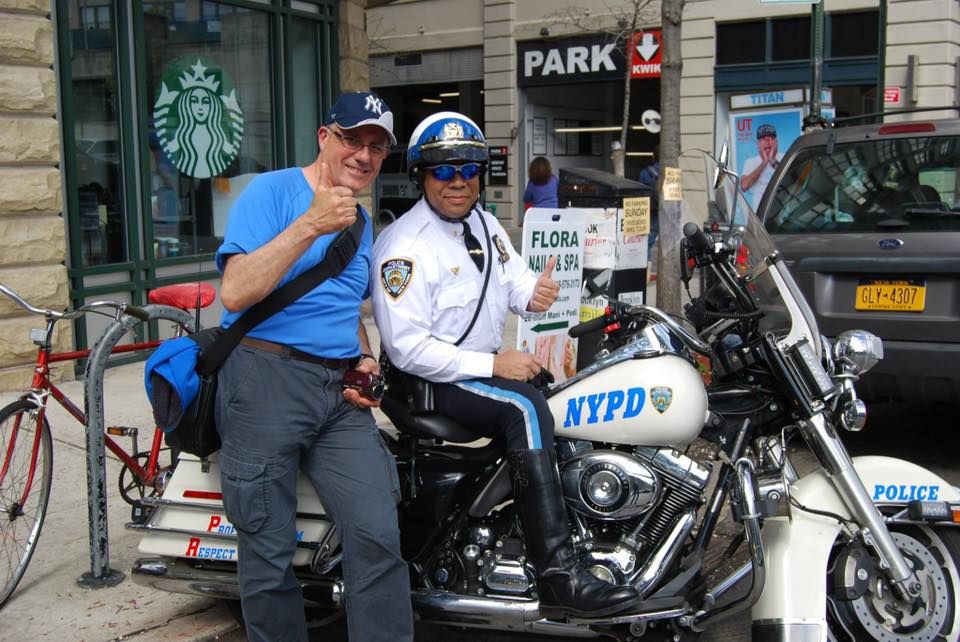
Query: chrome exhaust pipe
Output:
[[132, 557, 342, 608], [630, 508, 697, 597], [411, 590, 596, 638]]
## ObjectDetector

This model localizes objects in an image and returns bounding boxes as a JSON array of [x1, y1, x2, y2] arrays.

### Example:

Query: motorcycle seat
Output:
[[380, 390, 478, 443]]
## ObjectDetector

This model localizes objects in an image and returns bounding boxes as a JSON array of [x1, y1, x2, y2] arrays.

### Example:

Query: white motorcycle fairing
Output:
[[752, 455, 960, 641], [135, 455, 331, 566]]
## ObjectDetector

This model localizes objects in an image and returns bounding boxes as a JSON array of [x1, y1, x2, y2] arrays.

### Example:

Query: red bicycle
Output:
[[0, 281, 214, 608]]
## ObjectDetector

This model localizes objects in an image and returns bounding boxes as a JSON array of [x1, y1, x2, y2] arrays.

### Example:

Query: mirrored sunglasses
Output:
[[428, 164, 482, 181]]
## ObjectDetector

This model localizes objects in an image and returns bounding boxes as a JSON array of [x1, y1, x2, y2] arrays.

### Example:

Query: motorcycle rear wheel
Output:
[[827, 525, 960, 642]]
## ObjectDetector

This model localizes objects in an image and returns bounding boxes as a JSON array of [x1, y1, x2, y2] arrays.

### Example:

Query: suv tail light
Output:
[[878, 123, 936, 135]]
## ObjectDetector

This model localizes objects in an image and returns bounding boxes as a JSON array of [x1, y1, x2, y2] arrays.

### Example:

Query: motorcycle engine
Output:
[[428, 446, 711, 598], [560, 450, 661, 519], [559, 445, 712, 582]]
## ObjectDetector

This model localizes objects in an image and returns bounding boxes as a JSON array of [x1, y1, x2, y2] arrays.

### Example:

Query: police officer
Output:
[[371, 112, 638, 618]]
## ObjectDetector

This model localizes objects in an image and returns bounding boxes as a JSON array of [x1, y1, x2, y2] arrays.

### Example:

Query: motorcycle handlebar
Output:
[[568, 314, 612, 339], [683, 222, 713, 255]]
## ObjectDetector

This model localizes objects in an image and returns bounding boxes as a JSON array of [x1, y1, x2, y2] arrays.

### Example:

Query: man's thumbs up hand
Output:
[[527, 255, 560, 313], [302, 161, 357, 237]]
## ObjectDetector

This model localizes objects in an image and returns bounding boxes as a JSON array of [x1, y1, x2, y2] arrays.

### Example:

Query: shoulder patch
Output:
[[381, 258, 414, 300]]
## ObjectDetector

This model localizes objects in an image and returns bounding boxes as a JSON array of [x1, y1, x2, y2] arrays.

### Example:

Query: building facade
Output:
[[366, 0, 960, 229], [0, 0, 370, 391]]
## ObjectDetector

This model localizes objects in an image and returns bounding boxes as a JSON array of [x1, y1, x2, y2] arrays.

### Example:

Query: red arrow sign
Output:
[[631, 30, 662, 79]]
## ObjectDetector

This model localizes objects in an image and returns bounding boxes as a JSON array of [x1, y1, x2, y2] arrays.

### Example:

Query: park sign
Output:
[[518, 208, 587, 384]]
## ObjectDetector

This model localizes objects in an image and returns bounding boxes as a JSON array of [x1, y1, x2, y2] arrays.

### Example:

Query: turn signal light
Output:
[[907, 500, 959, 522]]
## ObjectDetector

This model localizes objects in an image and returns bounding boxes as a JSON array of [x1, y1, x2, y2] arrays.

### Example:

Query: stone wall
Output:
[[0, 0, 69, 391], [340, 0, 374, 213]]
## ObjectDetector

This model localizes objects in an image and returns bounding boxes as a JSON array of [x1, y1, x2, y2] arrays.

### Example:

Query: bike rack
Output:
[[79, 304, 196, 588]]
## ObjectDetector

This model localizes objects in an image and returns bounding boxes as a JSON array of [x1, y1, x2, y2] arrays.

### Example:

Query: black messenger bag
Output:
[[163, 212, 365, 458]]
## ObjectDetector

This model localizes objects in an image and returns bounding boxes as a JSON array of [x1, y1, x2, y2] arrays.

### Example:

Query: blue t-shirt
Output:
[[215, 167, 372, 358], [523, 174, 559, 208]]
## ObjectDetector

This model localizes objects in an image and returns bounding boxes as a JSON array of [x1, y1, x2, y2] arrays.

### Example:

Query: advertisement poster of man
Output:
[[730, 108, 802, 211]]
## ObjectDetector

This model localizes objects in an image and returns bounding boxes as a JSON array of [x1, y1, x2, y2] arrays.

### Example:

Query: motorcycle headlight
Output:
[[832, 330, 884, 375]]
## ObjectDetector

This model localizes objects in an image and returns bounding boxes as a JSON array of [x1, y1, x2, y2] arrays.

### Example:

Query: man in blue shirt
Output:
[[215, 92, 413, 642]]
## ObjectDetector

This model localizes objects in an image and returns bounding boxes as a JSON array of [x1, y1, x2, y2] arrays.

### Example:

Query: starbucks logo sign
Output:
[[153, 59, 244, 179]]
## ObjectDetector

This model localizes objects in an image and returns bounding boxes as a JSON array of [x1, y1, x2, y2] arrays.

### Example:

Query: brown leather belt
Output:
[[239, 337, 357, 370]]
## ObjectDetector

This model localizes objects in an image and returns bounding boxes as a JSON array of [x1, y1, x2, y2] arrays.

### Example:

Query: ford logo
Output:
[[878, 238, 903, 250]]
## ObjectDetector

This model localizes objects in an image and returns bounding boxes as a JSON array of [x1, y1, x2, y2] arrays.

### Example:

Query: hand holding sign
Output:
[[527, 255, 560, 313]]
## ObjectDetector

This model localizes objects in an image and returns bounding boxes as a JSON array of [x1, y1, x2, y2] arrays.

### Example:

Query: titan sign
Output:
[[517, 35, 627, 87]]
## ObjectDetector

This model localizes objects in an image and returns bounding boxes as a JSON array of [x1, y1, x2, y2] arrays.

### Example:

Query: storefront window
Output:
[[716, 21, 765, 66], [68, 1, 128, 267], [143, 1, 273, 259], [771, 16, 810, 62], [830, 11, 879, 58], [289, 18, 321, 167]]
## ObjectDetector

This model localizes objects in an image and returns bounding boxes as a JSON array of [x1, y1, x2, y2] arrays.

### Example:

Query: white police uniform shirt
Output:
[[371, 197, 538, 383]]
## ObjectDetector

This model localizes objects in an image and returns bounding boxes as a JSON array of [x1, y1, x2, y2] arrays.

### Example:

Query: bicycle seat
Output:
[[148, 283, 216, 310]]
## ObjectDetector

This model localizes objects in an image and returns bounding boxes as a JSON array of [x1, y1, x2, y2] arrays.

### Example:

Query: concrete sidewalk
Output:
[[0, 272, 659, 641], [0, 360, 240, 641]]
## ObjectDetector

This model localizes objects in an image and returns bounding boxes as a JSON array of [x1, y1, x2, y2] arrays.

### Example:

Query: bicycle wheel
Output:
[[0, 399, 53, 609]]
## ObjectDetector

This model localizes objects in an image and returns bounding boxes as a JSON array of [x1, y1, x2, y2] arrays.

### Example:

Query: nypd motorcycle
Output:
[[130, 149, 960, 641]]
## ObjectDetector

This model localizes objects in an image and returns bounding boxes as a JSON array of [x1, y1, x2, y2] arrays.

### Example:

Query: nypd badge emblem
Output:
[[650, 386, 673, 414], [442, 121, 464, 140], [493, 234, 510, 265], [381, 258, 414, 300]]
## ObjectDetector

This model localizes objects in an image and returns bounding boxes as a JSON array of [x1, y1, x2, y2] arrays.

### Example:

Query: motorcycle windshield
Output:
[[705, 152, 824, 357]]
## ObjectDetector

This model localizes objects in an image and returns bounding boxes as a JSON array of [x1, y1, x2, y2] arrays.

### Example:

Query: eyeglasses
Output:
[[426, 163, 483, 181], [330, 129, 391, 159]]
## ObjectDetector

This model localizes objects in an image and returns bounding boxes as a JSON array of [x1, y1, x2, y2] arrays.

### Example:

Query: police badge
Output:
[[493, 234, 510, 265], [381, 258, 414, 300], [650, 386, 673, 414]]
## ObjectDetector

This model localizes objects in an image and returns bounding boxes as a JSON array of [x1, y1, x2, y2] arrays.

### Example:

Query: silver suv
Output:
[[758, 117, 960, 404]]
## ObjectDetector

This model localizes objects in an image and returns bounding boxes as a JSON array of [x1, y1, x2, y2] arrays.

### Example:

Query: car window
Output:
[[763, 134, 960, 233]]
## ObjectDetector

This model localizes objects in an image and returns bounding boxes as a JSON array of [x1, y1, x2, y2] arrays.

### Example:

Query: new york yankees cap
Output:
[[756, 123, 777, 139], [324, 91, 397, 146]]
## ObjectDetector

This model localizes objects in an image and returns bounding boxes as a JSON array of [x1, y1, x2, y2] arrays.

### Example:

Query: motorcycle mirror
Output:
[[713, 142, 730, 190], [582, 268, 612, 299]]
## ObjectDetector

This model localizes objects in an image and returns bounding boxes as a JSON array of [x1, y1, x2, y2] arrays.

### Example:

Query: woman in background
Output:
[[523, 156, 559, 210]]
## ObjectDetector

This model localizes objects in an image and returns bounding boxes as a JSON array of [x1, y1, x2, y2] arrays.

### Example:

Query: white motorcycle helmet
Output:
[[406, 111, 488, 183]]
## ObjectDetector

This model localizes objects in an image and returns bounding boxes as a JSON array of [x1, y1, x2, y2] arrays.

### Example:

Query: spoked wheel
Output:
[[0, 400, 53, 609], [827, 526, 960, 642]]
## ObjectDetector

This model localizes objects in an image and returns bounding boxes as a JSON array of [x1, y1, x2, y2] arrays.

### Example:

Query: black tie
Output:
[[461, 220, 485, 272]]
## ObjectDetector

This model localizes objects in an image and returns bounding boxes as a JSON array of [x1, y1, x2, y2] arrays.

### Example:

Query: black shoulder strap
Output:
[[197, 207, 366, 373], [453, 206, 493, 346]]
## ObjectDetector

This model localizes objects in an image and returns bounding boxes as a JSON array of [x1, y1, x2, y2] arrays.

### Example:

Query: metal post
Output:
[[78, 304, 195, 587], [807, 1, 825, 127]]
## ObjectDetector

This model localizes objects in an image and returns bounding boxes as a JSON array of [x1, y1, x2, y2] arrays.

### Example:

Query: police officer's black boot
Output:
[[507, 449, 639, 619]]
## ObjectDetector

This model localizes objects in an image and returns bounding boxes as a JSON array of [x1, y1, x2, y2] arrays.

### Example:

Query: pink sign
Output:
[[884, 87, 901, 104]]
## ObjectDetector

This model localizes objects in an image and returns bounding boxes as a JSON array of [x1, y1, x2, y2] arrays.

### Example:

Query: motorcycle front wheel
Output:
[[827, 525, 960, 642]]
